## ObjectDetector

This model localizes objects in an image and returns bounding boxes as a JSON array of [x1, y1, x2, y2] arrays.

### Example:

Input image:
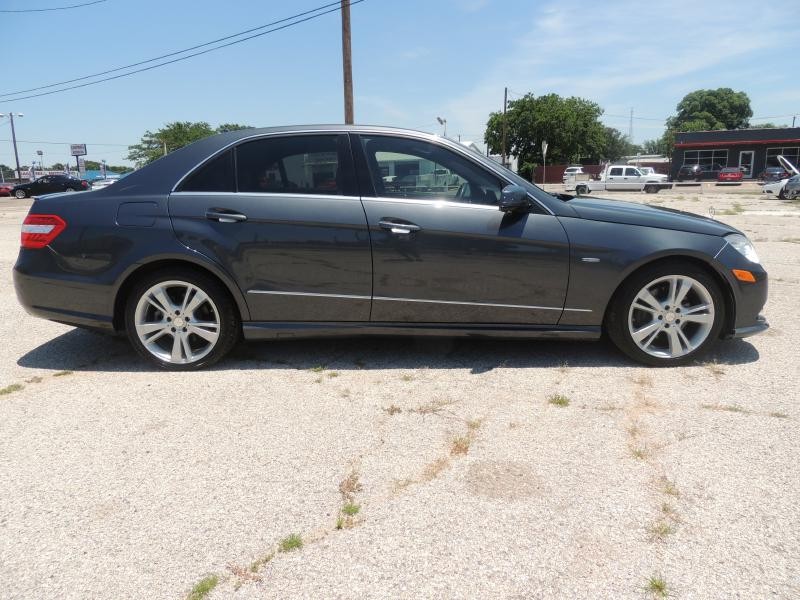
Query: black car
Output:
[[13, 175, 90, 198], [13, 125, 768, 370], [758, 167, 790, 182], [676, 163, 725, 181]]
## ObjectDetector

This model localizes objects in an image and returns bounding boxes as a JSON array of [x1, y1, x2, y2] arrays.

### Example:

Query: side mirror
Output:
[[498, 184, 530, 213]]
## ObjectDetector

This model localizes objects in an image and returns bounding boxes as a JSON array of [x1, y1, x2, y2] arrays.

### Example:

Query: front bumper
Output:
[[725, 314, 769, 339]]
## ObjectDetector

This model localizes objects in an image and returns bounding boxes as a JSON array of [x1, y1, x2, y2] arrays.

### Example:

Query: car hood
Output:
[[566, 196, 739, 236]]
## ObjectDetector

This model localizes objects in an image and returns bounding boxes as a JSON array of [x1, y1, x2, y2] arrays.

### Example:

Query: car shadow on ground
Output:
[[17, 328, 761, 374]]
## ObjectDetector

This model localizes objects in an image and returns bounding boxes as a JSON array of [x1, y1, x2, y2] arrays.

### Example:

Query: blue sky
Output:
[[1, 0, 798, 168]]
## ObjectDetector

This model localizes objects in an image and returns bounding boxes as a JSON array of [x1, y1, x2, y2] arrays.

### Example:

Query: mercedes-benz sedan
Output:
[[13, 125, 768, 370]]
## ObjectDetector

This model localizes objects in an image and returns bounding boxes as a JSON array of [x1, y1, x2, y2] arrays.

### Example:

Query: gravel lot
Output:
[[0, 185, 798, 599]]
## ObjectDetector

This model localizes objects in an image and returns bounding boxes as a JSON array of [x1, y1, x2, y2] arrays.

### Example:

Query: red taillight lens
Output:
[[21, 214, 66, 249], [81, 181, 88, 188]]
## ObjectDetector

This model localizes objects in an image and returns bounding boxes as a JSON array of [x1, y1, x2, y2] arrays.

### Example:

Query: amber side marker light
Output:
[[732, 269, 756, 283]]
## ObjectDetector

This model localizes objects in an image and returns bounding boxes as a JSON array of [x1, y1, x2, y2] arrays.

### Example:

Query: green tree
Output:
[[0, 164, 15, 180], [127, 121, 215, 165], [666, 88, 752, 132], [216, 123, 254, 133], [602, 127, 641, 162], [485, 93, 606, 178]]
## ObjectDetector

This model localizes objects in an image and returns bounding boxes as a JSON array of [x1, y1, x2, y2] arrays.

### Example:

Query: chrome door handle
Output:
[[378, 219, 421, 235], [206, 209, 247, 223]]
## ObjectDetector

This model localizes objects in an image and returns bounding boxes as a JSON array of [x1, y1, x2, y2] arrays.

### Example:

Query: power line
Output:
[[0, 1, 345, 99], [0, 0, 365, 103], [0, 138, 130, 146], [0, 0, 107, 13]]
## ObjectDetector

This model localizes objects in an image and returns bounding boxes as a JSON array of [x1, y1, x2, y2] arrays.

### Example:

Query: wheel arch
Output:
[[112, 255, 250, 332], [602, 254, 735, 337]]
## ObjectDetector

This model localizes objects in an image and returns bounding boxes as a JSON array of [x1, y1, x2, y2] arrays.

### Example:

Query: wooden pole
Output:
[[341, 0, 354, 124]]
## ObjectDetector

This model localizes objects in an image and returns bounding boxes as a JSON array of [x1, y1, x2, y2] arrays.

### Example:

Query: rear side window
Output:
[[236, 135, 344, 195], [609, 167, 623, 176], [180, 149, 235, 192]]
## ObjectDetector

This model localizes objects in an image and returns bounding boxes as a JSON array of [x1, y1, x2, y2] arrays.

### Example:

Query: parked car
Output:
[[89, 177, 120, 190], [784, 175, 800, 199], [676, 163, 724, 181], [758, 167, 790, 182], [0, 182, 14, 197], [761, 155, 800, 199], [13, 175, 90, 198], [562, 166, 583, 182], [13, 125, 768, 370], [717, 167, 743, 182]]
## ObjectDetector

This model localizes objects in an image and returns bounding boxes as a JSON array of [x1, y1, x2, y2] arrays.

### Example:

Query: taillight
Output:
[[21, 214, 66, 249], [81, 181, 88, 188]]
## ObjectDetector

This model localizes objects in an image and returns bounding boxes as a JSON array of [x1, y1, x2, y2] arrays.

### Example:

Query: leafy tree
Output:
[[0, 164, 15, 180], [666, 88, 752, 131], [127, 121, 255, 166], [602, 127, 641, 162], [641, 130, 675, 156], [485, 93, 606, 178], [748, 122, 788, 129]]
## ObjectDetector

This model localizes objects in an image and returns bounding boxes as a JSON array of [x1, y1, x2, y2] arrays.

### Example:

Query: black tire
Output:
[[644, 184, 656, 194], [14, 189, 27, 199], [124, 267, 240, 370], [605, 261, 726, 367], [778, 189, 786, 200], [65, 187, 75, 192], [576, 185, 588, 196]]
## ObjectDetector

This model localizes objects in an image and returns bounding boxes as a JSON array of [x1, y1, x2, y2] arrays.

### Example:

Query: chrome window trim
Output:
[[170, 128, 554, 215], [363, 196, 499, 211], [246, 289, 591, 313], [170, 190, 362, 202]]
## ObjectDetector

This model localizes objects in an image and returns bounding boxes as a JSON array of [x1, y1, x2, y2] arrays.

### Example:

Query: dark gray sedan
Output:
[[13, 125, 768, 369]]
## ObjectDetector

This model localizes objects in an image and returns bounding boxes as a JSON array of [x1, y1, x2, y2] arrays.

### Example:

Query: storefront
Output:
[[671, 127, 800, 179]]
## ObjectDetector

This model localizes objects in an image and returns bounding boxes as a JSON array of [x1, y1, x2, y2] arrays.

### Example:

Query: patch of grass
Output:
[[279, 534, 303, 553], [186, 574, 219, 600], [466, 418, 483, 431], [649, 520, 675, 540], [0, 383, 23, 396], [25, 376, 43, 384], [661, 502, 677, 517], [661, 478, 680, 498], [314, 377, 323, 384], [547, 393, 570, 407], [769, 411, 789, 419], [450, 436, 471, 455], [335, 516, 345, 530], [53, 370, 73, 377], [249, 552, 274, 573], [400, 374, 414, 381], [342, 502, 360, 516], [704, 361, 725, 377], [630, 446, 648, 460], [645, 574, 669, 598], [384, 404, 402, 415], [421, 456, 450, 482], [309, 365, 326, 373], [228, 563, 262, 585], [628, 423, 642, 438], [719, 201, 745, 216], [327, 371, 340, 378], [409, 398, 457, 415]]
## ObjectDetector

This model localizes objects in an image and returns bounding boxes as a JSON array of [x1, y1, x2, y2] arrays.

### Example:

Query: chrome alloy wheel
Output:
[[627, 275, 715, 359], [134, 280, 221, 365]]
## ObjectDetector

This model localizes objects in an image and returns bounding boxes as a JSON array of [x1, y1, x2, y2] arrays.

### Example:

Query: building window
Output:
[[683, 149, 728, 166], [766, 147, 800, 168]]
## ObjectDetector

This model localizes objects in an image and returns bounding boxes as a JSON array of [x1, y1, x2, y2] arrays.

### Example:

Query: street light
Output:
[[37, 150, 44, 175], [436, 116, 447, 137], [0, 112, 24, 183]]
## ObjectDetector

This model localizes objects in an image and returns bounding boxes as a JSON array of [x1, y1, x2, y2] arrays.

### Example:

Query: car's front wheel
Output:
[[14, 189, 27, 199], [124, 269, 240, 370], [606, 262, 725, 366]]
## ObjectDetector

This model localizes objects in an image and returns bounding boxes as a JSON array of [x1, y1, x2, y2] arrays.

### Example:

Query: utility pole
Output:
[[0, 112, 23, 182], [341, 0, 354, 124], [793, 115, 797, 127], [501, 87, 508, 167], [629, 107, 634, 141]]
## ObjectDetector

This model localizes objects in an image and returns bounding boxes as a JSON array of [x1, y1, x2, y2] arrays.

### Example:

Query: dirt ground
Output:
[[0, 185, 798, 599]]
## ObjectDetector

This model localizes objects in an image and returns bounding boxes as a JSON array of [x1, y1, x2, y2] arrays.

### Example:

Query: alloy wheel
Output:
[[133, 280, 221, 365], [627, 275, 715, 359]]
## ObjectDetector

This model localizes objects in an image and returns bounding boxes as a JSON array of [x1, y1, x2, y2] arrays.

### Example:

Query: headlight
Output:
[[726, 233, 760, 264]]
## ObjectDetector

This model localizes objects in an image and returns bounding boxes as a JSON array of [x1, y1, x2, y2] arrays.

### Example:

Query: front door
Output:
[[353, 134, 570, 325], [739, 151, 754, 178], [169, 133, 372, 322]]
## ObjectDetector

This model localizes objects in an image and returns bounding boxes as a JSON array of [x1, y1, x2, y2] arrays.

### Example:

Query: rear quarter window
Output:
[[178, 149, 235, 192]]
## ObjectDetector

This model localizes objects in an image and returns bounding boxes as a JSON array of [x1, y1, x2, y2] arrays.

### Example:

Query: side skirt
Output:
[[242, 321, 602, 341]]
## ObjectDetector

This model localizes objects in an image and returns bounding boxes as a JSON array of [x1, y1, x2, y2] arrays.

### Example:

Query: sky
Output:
[[1, 0, 798, 168]]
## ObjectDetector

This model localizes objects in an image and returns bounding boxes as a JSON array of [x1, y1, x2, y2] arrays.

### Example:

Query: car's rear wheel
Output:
[[644, 184, 657, 194], [65, 187, 75, 192], [124, 269, 240, 370], [14, 189, 26, 199], [606, 262, 725, 366]]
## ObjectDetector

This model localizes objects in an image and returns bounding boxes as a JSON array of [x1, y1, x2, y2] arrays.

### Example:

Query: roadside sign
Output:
[[78, 157, 86, 175], [541, 140, 548, 158], [70, 144, 87, 156]]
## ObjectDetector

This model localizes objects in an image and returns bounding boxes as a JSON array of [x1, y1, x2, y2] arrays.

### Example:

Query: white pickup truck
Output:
[[565, 165, 671, 195]]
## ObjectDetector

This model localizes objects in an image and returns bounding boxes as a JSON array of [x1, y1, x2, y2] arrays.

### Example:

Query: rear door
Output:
[[352, 133, 569, 325], [169, 133, 372, 322]]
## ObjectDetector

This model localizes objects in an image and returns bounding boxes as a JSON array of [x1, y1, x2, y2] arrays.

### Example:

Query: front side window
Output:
[[360, 135, 502, 205], [237, 135, 342, 195], [625, 168, 640, 176]]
